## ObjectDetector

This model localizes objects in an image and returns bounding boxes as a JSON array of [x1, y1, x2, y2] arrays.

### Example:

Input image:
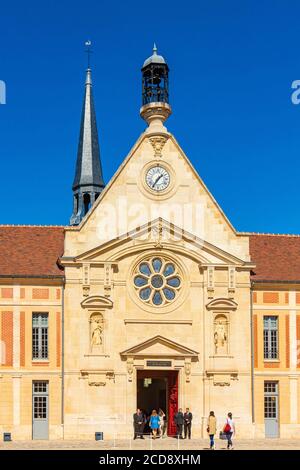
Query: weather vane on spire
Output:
[[85, 40, 92, 68]]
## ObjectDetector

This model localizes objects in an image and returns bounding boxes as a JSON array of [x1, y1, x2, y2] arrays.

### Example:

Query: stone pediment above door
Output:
[[81, 295, 113, 309], [206, 298, 238, 311], [120, 335, 199, 358]]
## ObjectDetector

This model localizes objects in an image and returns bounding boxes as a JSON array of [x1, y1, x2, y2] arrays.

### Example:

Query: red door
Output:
[[167, 371, 178, 436]]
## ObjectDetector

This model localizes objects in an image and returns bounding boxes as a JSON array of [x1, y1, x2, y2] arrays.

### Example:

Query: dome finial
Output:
[[153, 43, 157, 55]]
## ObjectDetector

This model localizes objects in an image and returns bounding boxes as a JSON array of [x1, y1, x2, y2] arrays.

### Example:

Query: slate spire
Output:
[[70, 67, 105, 225]]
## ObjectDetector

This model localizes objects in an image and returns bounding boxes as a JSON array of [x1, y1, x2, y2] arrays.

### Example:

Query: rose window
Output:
[[134, 257, 181, 306]]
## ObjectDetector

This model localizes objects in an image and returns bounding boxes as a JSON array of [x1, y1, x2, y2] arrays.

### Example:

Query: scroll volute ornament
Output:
[[149, 136, 168, 158]]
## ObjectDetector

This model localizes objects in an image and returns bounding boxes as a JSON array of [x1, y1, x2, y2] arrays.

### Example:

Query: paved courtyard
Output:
[[0, 437, 300, 450]]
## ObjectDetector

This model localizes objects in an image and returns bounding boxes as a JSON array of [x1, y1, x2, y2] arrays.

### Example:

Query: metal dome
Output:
[[142, 44, 167, 68]]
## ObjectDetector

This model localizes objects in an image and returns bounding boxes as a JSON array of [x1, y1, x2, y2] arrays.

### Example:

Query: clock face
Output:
[[146, 166, 170, 192]]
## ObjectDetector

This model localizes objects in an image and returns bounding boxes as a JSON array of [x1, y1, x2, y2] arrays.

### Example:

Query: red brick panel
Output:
[[264, 362, 280, 368], [297, 315, 300, 368], [253, 292, 257, 303], [263, 292, 279, 303], [253, 315, 258, 368], [1, 311, 13, 366], [56, 289, 61, 300], [20, 288, 25, 299], [285, 292, 289, 304], [286, 316, 290, 369], [20, 311, 25, 367], [1, 288, 13, 299], [296, 293, 300, 305], [56, 312, 61, 367], [32, 288, 49, 300]]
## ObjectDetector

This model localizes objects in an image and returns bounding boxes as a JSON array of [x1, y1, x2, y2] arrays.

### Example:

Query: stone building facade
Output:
[[1, 47, 300, 440]]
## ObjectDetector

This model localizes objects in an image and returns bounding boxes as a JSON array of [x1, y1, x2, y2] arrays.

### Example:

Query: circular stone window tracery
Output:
[[133, 257, 182, 306]]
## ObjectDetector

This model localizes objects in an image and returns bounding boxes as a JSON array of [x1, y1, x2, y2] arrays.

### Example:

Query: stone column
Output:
[[12, 375, 21, 426], [289, 292, 297, 368], [289, 375, 298, 423]]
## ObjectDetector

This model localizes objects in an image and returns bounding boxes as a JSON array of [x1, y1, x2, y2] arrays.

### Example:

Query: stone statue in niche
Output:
[[214, 315, 228, 355], [90, 313, 104, 349]]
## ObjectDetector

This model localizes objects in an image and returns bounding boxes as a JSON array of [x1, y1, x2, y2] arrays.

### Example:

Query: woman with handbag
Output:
[[223, 412, 235, 449], [207, 411, 217, 450]]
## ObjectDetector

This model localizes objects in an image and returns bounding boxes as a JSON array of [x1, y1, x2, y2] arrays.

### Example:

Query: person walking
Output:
[[207, 411, 217, 449], [183, 408, 193, 439], [133, 408, 145, 439], [158, 408, 166, 438], [223, 412, 235, 449], [174, 408, 184, 439], [149, 410, 160, 439]]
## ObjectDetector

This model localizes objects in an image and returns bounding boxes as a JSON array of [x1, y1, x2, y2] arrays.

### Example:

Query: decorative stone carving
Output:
[[82, 263, 90, 297], [153, 224, 162, 246], [81, 370, 115, 387], [206, 371, 238, 387], [127, 358, 134, 382], [104, 262, 112, 297], [207, 266, 214, 297], [90, 313, 104, 350], [185, 359, 191, 382], [228, 266, 235, 294], [214, 315, 228, 355], [82, 286, 90, 297], [89, 380, 106, 387], [149, 136, 168, 158]]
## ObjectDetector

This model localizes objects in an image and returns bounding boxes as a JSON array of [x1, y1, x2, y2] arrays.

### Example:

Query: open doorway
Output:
[[136, 370, 178, 436]]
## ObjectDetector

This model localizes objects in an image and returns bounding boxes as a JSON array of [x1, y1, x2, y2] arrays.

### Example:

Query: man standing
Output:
[[184, 407, 193, 439], [133, 408, 145, 439], [174, 408, 184, 439]]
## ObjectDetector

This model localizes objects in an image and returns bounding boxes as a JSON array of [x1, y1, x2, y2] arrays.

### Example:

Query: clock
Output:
[[146, 165, 170, 192]]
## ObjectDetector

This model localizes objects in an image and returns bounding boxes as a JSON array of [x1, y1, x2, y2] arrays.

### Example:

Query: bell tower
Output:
[[70, 65, 105, 225], [140, 44, 172, 134]]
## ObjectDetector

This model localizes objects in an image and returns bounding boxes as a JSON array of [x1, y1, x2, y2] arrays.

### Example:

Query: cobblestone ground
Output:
[[0, 437, 300, 450]]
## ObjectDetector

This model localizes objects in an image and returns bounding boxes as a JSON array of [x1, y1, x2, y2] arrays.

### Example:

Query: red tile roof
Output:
[[0, 226, 65, 277], [249, 234, 300, 282], [1, 226, 300, 283]]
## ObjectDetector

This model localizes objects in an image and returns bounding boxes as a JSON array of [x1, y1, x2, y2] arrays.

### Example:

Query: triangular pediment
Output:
[[72, 218, 252, 268], [120, 335, 199, 358], [64, 130, 252, 263]]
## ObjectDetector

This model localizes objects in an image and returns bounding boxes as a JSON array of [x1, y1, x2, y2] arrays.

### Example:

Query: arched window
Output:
[[83, 193, 91, 215]]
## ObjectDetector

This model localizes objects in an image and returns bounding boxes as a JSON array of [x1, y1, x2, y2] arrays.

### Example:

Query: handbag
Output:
[[223, 419, 231, 433], [206, 426, 209, 433], [219, 431, 227, 440]]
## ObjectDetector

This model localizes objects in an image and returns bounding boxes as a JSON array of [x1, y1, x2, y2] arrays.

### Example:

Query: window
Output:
[[33, 381, 48, 419], [264, 381, 278, 419], [32, 313, 48, 360], [133, 257, 182, 306], [263, 316, 278, 360]]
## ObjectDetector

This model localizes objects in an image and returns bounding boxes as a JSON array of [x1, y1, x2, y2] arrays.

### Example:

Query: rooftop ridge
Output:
[[0, 225, 66, 228], [239, 232, 300, 237]]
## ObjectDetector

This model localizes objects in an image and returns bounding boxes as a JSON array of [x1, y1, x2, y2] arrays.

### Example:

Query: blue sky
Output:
[[1, 0, 300, 232]]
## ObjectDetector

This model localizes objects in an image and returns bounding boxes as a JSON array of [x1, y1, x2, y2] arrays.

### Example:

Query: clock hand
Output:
[[152, 174, 163, 188]]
